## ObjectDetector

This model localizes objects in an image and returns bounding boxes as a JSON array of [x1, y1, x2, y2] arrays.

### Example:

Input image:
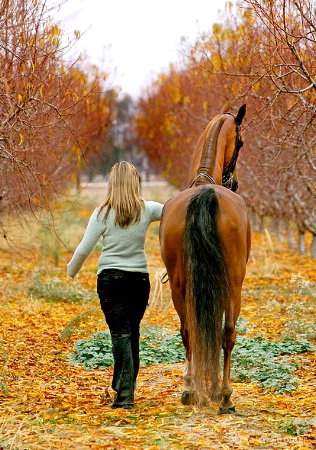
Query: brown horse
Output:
[[159, 104, 251, 414]]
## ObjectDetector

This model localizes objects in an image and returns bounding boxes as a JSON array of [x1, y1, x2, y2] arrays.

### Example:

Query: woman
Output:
[[67, 162, 163, 409]]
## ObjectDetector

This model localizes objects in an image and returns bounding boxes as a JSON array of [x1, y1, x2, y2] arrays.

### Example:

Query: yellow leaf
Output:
[[18, 133, 24, 145], [66, 91, 79, 101], [51, 25, 60, 36]]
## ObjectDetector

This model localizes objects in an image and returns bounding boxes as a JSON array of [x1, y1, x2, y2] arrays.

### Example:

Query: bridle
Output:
[[190, 171, 216, 187], [190, 112, 243, 192]]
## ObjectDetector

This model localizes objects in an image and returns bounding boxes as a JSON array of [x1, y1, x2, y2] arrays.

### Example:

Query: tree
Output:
[[0, 0, 116, 243]]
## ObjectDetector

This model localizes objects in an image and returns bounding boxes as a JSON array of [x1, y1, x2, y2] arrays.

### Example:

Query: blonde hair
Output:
[[98, 161, 145, 228]]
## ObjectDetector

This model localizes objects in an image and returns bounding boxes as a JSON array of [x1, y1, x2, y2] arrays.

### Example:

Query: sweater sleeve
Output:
[[148, 201, 164, 221], [67, 208, 104, 278]]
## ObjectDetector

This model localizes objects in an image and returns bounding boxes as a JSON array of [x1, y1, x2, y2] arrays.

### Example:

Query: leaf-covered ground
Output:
[[1, 222, 315, 449]]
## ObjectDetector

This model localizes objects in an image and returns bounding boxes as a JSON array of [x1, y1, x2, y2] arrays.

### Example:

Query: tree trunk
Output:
[[258, 214, 265, 234], [249, 210, 260, 232], [278, 216, 285, 243], [298, 232, 306, 255], [310, 235, 316, 260], [269, 217, 276, 235], [286, 221, 296, 248], [250, 209, 266, 233]]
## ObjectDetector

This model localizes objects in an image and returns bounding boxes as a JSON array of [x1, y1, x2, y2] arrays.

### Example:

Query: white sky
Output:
[[52, 0, 230, 98]]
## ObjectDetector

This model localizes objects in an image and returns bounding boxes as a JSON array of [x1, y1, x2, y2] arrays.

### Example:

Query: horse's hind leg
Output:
[[219, 323, 236, 413], [219, 294, 241, 414], [181, 357, 198, 405], [181, 356, 209, 406]]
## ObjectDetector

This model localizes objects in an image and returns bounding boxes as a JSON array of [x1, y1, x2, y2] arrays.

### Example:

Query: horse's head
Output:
[[190, 104, 246, 191], [221, 104, 246, 191]]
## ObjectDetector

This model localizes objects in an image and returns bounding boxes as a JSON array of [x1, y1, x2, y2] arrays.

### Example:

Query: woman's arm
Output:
[[67, 208, 104, 278]]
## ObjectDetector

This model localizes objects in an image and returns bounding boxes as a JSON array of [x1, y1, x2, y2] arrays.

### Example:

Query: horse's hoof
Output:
[[181, 391, 198, 405], [218, 406, 236, 415]]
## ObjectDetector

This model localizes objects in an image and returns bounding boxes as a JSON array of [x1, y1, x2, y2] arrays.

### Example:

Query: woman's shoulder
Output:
[[90, 206, 111, 223], [91, 206, 103, 219]]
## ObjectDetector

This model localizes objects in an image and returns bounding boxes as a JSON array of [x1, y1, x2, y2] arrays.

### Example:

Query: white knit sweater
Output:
[[67, 201, 163, 278]]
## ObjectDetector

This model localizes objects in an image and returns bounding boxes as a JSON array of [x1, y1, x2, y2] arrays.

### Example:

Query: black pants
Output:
[[97, 269, 150, 407]]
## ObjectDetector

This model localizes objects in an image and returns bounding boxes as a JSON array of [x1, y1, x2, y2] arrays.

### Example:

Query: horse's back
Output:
[[160, 185, 250, 283]]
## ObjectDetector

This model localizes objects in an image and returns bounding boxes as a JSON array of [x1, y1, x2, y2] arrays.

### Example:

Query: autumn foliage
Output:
[[0, 0, 116, 237]]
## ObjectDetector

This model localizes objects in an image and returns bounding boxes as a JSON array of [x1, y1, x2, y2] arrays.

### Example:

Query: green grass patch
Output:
[[67, 325, 314, 394], [231, 336, 314, 393], [279, 417, 316, 436], [67, 326, 184, 369]]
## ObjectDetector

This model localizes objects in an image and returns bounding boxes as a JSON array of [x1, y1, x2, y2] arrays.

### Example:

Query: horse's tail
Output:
[[183, 186, 229, 398]]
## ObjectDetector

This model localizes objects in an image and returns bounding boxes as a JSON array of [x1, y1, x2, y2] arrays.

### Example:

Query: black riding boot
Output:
[[110, 332, 135, 408]]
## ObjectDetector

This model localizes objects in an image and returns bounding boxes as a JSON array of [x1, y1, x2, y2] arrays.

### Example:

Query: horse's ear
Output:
[[221, 100, 230, 114], [236, 104, 246, 125]]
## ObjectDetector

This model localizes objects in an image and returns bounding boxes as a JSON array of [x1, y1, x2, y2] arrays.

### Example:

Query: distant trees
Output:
[[0, 0, 116, 241], [81, 94, 151, 182], [134, 0, 316, 257]]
